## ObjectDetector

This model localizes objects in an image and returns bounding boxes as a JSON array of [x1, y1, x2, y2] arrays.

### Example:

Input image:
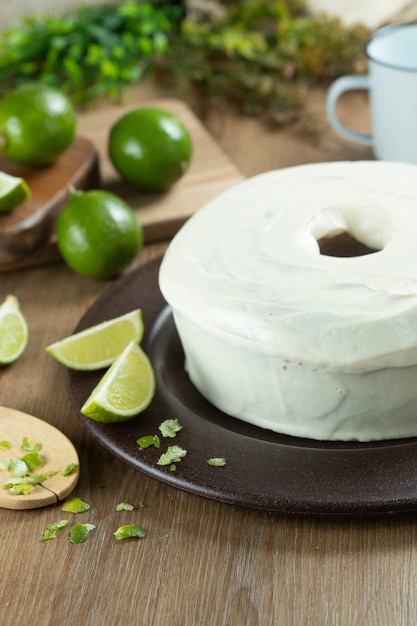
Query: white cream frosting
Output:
[[159, 161, 417, 441]]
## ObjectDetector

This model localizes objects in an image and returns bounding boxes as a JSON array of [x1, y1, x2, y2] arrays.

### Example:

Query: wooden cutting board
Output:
[[0, 406, 79, 510], [0, 99, 244, 271], [0, 137, 99, 268]]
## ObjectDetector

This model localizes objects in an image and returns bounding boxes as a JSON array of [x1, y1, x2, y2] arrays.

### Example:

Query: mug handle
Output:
[[326, 75, 372, 146]]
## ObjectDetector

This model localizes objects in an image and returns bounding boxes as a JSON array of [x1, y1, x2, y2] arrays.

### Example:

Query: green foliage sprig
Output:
[[0, 0, 369, 126], [0, 0, 182, 104], [164, 0, 369, 126]]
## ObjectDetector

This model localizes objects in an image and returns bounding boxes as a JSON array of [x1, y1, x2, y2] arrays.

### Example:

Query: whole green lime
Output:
[[0, 83, 76, 166], [108, 107, 193, 193], [56, 188, 144, 280]]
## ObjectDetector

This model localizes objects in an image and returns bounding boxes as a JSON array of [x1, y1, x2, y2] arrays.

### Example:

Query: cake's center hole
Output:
[[317, 231, 381, 257]]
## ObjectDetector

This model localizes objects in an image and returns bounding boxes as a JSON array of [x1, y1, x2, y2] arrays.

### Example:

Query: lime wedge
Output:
[[0, 295, 28, 364], [81, 341, 155, 423], [46, 309, 144, 370], [0, 172, 30, 213]]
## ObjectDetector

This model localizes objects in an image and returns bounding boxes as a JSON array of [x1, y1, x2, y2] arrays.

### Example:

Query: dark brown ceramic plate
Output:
[[67, 256, 417, 516]]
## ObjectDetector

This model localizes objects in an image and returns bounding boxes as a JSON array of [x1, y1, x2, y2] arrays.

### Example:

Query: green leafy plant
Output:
[[0, 0, 182, 104], [0, 0, 369, 125]]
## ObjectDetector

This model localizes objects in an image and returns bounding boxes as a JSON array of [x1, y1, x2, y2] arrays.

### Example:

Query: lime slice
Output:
[[46, 309, 143, 370], [0, 295, 28, 364], [81, 341, 155, 423], [0, 172, 30, 213]]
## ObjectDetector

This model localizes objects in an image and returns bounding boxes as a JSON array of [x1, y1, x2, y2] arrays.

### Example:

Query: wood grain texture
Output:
[[1, 84, 416, 626], [0, 407, 79, 509]]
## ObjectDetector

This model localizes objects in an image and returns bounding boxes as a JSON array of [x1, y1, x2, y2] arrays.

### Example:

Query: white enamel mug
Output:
[[326, 22, 417, 162]]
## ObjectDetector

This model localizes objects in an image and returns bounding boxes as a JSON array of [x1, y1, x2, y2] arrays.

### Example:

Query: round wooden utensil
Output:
[[0, 406, 79, 510]]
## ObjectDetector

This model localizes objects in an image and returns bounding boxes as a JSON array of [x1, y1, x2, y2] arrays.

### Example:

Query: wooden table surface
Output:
[[2, 82, 415, 626]]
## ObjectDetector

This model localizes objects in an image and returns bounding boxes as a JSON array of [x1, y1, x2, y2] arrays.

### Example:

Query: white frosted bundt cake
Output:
[[159, 161, 417, 441]]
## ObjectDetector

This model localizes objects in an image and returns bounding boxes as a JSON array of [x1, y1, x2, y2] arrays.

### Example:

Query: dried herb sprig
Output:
[[160, 0, 369, 126]]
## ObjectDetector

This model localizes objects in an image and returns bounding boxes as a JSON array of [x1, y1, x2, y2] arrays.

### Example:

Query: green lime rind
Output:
[[158, 418, 183, 438], [81, 340, 155, 423], [0, 174, 30, 213], [207, 457, 227, 467], [69, 522, 96, 544], [41, 520, 69, 541], [156, 445, 187, 466], [46, 309, 144, 370], [61, 497, 90, 514], [114, 524, 147, 540], [55, 188, 144, 280], [0, 295, 28, 365], [0, 84, 76, 166], [108, 107, 193, 193]]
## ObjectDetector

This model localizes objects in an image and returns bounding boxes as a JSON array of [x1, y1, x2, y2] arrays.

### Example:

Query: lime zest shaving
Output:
[[61, 463, 77, 476], [28, 471, 57, 484], [115, 502, 134, 511], [4, 469, 58, 494], [0, 172, 31, 213], [21, 437, 41, 452], [1, 441, 74, 495], [21, 452, 43, 472], [207, 458, 227, 467], [114, 524, 147, 541], [1, 438, 75, 496], [0, 440, 11, 449], [62, 497, 91, 513], [9, 458, 29, 478], [69, 523, 96, 544], [41, 520, 69, 541], [156, 445, 187, 467], [6, 481, 34, 495], [4, 477, 23, 486], [137, 434, 160, 450], [158, 418, 183, 438], [28, 475, 45, 485]]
